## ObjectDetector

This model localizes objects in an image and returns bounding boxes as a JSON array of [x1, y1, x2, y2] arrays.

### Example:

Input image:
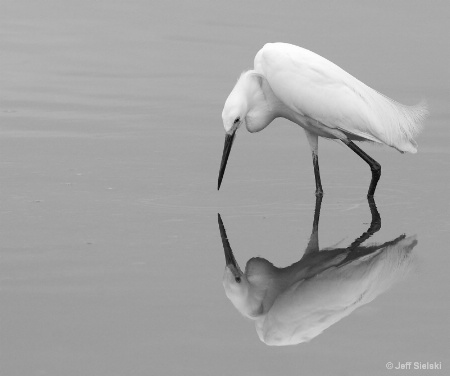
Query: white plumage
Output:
[[253, 43, 427, 153], [218, 42, 428, 196]]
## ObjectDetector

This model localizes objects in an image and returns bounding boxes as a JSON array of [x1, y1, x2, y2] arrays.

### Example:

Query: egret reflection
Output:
[[218, 197, 417, 346]]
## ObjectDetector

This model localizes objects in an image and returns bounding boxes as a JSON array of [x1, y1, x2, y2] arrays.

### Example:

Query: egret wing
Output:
[[255, 43, 426, 153], [255, 43, 382, 142]]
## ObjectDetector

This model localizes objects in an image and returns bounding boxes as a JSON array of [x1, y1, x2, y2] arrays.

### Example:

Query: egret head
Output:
[[218, 71, 275, 189], [222, 86, 248, 135]]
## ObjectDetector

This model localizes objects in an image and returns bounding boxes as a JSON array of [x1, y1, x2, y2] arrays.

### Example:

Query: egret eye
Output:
[[235, 276, 241, 283], [233, 117, 240, 124]]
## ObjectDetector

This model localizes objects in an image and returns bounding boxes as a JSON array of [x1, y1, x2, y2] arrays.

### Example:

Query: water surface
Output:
[[1, 1, 449, 375]]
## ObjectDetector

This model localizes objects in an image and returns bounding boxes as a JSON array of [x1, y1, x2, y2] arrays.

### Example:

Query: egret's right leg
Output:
[[342, 139, 381, 197], [304, 130, 323, 196]]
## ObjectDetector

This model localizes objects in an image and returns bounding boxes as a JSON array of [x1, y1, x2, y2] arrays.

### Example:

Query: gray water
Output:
[[1, 1, 449, 375]]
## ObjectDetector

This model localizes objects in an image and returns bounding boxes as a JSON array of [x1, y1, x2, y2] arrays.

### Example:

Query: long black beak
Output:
[[218, 214, 239, 270], [218, 131, 236, 190]]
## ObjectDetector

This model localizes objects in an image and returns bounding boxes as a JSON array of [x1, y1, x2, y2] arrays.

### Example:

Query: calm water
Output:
[[1, 1, 449, 375]]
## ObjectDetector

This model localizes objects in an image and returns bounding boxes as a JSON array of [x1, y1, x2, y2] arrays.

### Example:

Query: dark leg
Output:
[[343, 140, 381, 197], [305, 194, 323, 255], [312, 152, 323, 197], [348, 196, 381, 249], [312, 193, 323, 233], [304, 130, 324, 196], [367, 196, 381, 233]]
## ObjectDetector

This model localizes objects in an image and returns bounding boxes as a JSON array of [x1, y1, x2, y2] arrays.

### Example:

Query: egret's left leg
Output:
[[304, 130, 323, 196], [304, 194, 323, 255]]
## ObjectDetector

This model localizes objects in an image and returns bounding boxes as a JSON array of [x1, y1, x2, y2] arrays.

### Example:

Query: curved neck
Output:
[[240, 71, 281, 133]]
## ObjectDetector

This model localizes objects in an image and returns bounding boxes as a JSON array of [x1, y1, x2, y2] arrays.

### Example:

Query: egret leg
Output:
[[304, 130, 323, 196], [312, 152, 323, 196], [343, 140, 381, 197], [304, 194, 323, 255]]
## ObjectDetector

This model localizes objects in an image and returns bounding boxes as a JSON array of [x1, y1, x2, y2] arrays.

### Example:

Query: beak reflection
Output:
[[218, 213, 241, 277], [217, 196, 417, 346]]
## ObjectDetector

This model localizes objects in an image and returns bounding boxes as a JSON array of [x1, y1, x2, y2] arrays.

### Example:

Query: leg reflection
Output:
[[304, 194, 323, 255], [349, 196, 382, 250]]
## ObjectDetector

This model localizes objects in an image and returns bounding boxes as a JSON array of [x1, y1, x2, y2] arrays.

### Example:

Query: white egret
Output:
[[218, 197, 417, 345], [218, 43, 428, 196]]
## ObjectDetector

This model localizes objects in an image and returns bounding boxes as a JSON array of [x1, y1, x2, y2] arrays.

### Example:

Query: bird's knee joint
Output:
[[371, 163, 381, 175]]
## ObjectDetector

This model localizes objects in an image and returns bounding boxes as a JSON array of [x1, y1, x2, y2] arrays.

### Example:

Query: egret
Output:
[[218, 43, 428, 196], [218, 197, 417, 345]]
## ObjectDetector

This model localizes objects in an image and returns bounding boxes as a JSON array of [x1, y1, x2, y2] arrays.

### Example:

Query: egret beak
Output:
[[218, 213, 241, 276], [218, 130, 236, 190]]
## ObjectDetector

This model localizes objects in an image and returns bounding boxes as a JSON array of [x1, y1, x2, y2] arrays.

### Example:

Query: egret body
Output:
[[218, 43, 428, 196]]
